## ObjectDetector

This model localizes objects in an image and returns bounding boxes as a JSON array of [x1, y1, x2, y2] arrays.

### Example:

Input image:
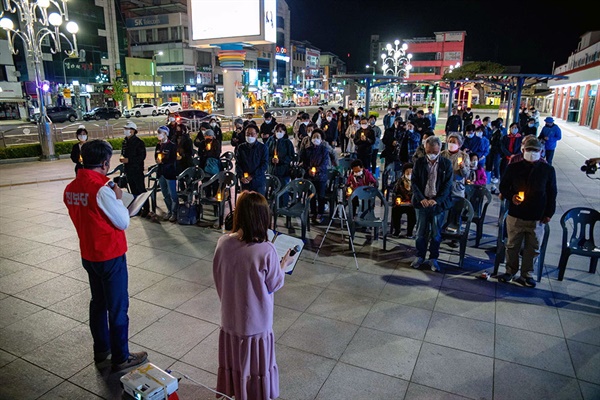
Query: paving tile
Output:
[[579, 381, 600, 400], [274, 280, 324, 312], [135, 251, 198, 275], [493, 359, 582, 400], [559, 309, 600, 346], [277, 344, 337, 400], [37, 381, 103, 400], [340, 327, 421, 380], [0, 265, 58, 295], [181, 328, 220, 375], [362, 300, 432, 340], [434, 289, 496, 323], [0, 349, 16, 368], [552, 287, 600, 316], [173, 259, 216, 287], [127, 265, 167, 296], [496, 281, 557, 307], [134, 276, 205, 310], [495, 325, 575, 377], [411, 342, 494, 400], [47, 289, 90, 322], [128, 297, 171, 336], [441, 273, 497, 297], [35, 250, 82, 274], [306, 287, 375, 325], [567, 340, 600, 384], [167, 361, 219, 399], [0, 309, 80, 356], [0, 295, 43, 328], [496, 299, 563, 337], [123, 244, 165, 267], [0, 358, 63, 400], [169, 241, 216, 260], [425, 312, 495, 357], [392, 265, 445, 287], [67, 362, 127, 399], [22, 324, 93, 379], [316, 362, 409, 399], [379, 277, 440, 310], [175, 287, 221, 325], [14, 275, 88, 308], [286, 259, 343, 287], [0, 258, 30, 278], [7, 244, 71, 266], [130, 311, 218, 359], [273, 305, 302, 341], [278, 313, 359, 360], [327, 269, 388, 298], [404, 383, 470, 400]]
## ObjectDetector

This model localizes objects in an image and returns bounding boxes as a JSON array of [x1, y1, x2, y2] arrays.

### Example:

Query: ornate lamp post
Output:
[[380, 40, 413, 78], [1, 0, 79, 160]]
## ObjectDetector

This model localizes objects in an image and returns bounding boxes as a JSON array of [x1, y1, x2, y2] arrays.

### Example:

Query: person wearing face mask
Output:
[[209, 117, 223, 142], [396, 121, 421, 166], [296, 113, 311, 149], [174, 124, 194, 176], [230, 118, 245, 148], [481, 117, 493, 140], [383, 107, 394, 130], [462, 124, 487, 164], [411, 135, 453, 272], [235, 125, 268, 196], [167, 116, 178, 139], [354, 117, 375, 171], [71, 126, 88, 175], [508, 135, 548, 165], [500, 123, 523, 176], [382, 118, 404, 168], [441, 133, 471, 198], [461, 107, 473, 132], [259, 112, 277, 143], [155, 126, 178, 222], [120, 121, 148, 216], [445, 107, 463, 135], [412, 130, 434, 164], [488, 119, 504, 190], [426, 106, 437, 131], [473, 125, 490, 170], [498, 137, 557, 288], [198, 129, 222, 198], [320, 110, 338, 147], [522, 117, 537, 137], [312, 107, 324, 125], [64, 139, 148, 373], [368, 115, 382, 173], [413, 110, 431, 136], [344, 115, 361, 155], [356, 107, 364, 119], [266, 123, 295, 195], [194, 122, 210, 149], [538, 116, 561, 166], [467, 153, 487, 186], [300, 130, 330, 224], [298, 122, 317, 154], [347, 159, 377, 191], [391, 163, 416, 238], [338, 109, 351, 151]]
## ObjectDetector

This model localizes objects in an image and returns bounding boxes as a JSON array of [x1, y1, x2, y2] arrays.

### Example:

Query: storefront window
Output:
[[0, 103, 22, 120]]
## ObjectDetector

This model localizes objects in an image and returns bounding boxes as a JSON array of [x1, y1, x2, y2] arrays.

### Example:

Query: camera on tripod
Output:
[[581, 162, 598, 175]]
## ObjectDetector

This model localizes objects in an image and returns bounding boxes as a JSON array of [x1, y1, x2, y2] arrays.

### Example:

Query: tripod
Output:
[[313, 188, 359, 270]]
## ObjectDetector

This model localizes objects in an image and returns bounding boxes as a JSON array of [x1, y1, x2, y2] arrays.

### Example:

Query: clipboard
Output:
[[127, 191, 153, 217], [267, 229, 304, 274]]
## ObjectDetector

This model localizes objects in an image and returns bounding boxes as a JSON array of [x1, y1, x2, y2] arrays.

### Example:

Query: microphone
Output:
[[289, 245, 301, 257]]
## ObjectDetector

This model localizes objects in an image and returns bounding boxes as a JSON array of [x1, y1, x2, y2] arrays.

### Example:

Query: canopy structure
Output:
[[475, 73, 568, 124], [333, 74, 407, 115]]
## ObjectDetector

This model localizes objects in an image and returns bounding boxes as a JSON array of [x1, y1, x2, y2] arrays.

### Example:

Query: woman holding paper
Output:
[[213, 191, 292, 400]]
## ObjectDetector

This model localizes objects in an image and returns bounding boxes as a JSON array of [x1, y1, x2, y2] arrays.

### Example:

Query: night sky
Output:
[[288, 0, 599, 74]]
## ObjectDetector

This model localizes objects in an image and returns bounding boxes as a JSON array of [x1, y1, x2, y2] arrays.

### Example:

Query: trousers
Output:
[[505, 215, 545, 278]]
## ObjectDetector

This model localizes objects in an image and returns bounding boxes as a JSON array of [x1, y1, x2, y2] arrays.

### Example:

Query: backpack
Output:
[[177, 202, 200, 225]]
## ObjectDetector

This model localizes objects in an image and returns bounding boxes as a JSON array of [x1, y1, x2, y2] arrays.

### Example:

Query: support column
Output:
[[580, 84, 590, 127], [218, 44, 246, 117]]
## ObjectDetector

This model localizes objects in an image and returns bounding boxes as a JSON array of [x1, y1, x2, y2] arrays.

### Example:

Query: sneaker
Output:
[[491, 177, 499, 184], [111, 351, 148, 372], [163, 212, 172, 221], [169, 214, 177, 223], [428, 259, 441, 272], [410, 257, 424, 269], [497, 273, 514, 283], [94, 350, 111, 363], [515, 276, 537, 288]]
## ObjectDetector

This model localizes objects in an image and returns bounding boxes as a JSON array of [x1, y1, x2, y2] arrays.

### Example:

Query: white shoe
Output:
[[491, 178, 499, 184], [410, 257, 424, 269]]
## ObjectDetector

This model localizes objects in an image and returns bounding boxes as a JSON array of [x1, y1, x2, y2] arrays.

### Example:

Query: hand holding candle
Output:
[[517, 191, 525, 201], [310, 167, 316, 176], [347, 187, 353, 196]]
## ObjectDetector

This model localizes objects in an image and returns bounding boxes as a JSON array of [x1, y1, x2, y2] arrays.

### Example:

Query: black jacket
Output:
[[445, 114, 463, 133], [353, 128, 375, 157], [154, 140, 178, 180], [266, 136, 295, 178], [411, 155, 453, 213], [413, 117, 431, 135], [320, 119, 338, 144], [260, 119, 277, 142], [176, 134, 194, 174], [500, 160, 557, 221], [121, 134, 146, 172], [70, 142, 83, 173]]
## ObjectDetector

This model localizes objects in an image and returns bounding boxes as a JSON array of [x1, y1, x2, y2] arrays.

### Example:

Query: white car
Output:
[[128, 103, 157, 117], [157, 102, 182, 114]]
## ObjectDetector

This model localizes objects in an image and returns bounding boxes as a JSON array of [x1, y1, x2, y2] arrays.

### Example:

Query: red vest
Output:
[[64, 169, 127, 262]]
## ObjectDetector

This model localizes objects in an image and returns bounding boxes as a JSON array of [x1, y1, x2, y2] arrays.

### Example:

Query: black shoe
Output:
[[515, 276, 536, 288], [497, 273, 514, 283], [448, 240, 459, 248], [94, 350, 111, 363]]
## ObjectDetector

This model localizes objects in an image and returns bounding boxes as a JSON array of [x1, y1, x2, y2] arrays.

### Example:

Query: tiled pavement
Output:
[[0, 116, 599, 400]]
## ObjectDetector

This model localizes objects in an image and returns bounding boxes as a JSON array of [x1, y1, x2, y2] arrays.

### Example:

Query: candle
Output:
[[243, 172, 249, 179], [216, 192, 222, 201], [157, 153, 163, 162], [310, 167, 317, 175], [517, 191, 525, 201], [78, 155, 83, 163], [457, 156, 463, 164], [396, 197, 401, 205], [347, 187, 353, 196], [361, 133, 366, 140], [206, 142, 211, 151], [273, 148, 278, 161]]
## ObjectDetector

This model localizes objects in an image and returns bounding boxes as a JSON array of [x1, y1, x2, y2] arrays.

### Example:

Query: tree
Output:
[[111, 79, 126, 109], [443, 61, 505, 105], [282, 86, 295, 100]]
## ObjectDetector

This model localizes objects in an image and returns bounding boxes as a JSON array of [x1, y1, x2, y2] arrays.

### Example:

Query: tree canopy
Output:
[[442, 61, 505, 81]]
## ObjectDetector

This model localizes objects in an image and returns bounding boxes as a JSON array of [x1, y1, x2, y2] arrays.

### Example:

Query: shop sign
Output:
[[126, 15, 169, 28]]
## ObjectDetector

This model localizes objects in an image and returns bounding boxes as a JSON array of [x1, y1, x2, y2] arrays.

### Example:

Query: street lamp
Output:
[[152, 51, 163, 106], [380, 39, 412, 78], [448, 62, 461, 73], [1, 0, 79, 160]]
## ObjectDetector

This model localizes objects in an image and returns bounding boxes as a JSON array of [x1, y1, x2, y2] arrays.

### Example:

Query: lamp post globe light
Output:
[[1, 0, 79, 160], [380, 40, 412, 78]]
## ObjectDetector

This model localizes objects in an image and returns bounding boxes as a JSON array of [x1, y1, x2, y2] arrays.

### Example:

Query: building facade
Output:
[[549, 31, 600, 130], [0, 35, 25, 120], [403, 31, 466, 82]]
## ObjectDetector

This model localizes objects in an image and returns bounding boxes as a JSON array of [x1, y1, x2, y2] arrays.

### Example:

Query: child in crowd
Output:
[[467, 153, 487, 186], [391, 163, 416, 238], [473, 115, 482, 127]]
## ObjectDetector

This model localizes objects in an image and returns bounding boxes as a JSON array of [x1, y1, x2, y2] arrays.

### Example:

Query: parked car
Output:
[[125, 103, 157, 118], [83, 107, 121, 121], [170, 109, 211, 129], [281, 100, 297, 108], [157, 102, 182, 114], [317, 99, 328, 106], [30, 106, 78, 123]]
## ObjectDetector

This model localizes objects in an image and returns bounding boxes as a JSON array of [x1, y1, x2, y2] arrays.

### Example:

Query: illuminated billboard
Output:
[[189, 0, 277, 48]]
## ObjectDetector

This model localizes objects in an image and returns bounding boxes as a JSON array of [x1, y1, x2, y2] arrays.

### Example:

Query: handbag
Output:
[[224, 210, 234, 231], [177, 201, 199, 225], [205, 157, 221, 176]]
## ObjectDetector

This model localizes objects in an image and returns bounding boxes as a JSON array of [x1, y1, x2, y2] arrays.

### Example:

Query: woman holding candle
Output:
[[70, 125, 88, 175], [266, 123, 295, 197], [213, 191, 293, 400], [467, 153, 488, 186], [235, 124, 269, 196], [391, 163, 416, 238], [440, 133, 471, 198], [198, 129, 222, 198], [155, 126, 179, 222], [300, 130, 330, 224]]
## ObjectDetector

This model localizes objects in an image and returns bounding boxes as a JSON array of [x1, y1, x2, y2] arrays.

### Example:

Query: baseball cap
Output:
[[124, 121, 137, 130], [157, 125, 169, 135], [523, 137, 542, 151]]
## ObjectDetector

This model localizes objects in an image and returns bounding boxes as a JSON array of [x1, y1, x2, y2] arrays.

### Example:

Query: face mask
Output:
[[361, 124, 368, 129], [79, 135, 87, 142], [354, 170, 363, 177], [326, 116, 332, 122], [523, 150, 541, 162], [124, 130, 132, 137], [387, 111, 391, 114], [471, 161, 478, 169], [307, 130, 313, 137], [303, 121, 309, 125], [528, 123, 535, 127], [476, 131, 483, 138], [407, 129, 413, 133], [426, 153, 439, 161], [354, 120, 360, 125], [157, 133, 166, 141], [275, 131, 285, 139], [466, 133, 474, 138], [511, 128, 519, 134], [312, 138, 321, 146], [357, 112, 363, 116], [265, 119, 272, 124], [448, 143, 459, 152], [405, 173, 412, 180], [201, 130, 207, 135], [210, 122, 217, 127], [369, 120, 376, 126], [246, 136, 257, 144], [343, 113, 348, 117]]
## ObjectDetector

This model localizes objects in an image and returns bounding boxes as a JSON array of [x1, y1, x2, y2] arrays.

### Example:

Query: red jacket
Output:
[[64, 169, 127, 262], [347, 168, 378, 189]]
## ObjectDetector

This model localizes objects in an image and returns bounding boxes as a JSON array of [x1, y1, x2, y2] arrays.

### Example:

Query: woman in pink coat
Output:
[[213, 191, 292, 400]]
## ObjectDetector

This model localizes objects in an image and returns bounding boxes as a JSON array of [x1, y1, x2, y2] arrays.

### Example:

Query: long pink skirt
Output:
[[216, 329, 279, 400]]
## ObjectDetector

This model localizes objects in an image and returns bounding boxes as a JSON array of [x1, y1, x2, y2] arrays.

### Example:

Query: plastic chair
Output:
[[144, 164, 159, 214], [219, 151, 234, 171], [441, 197, 474, 268], [380, 163, 398, 203], [347, 186, 390, 251], [198, 171, 236, 228], [264, 174, 282, 209], [557, 207, 600, 280], [273, 179, 316, 241], [465, 184, 492, 247], [493, 206, 551, 282], [337, 157, 355, 178], [176, 166, 205, 203]]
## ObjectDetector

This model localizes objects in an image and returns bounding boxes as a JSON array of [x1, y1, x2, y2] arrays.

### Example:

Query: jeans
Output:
[[82, 254, 130, 364], [276, 175, 291, 208], [490, 153, 501, 180], [415, 207, 445, 259], [158, 176, 178, 214], [545, 149, 555, 165], [310, 179, 327, 215]]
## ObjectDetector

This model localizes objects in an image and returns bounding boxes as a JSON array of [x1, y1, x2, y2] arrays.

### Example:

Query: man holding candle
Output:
[[498, 138, 557, 288], [155, 126, 178, 222], [354, 117, 375, 172], [235, 124, 268, 196]]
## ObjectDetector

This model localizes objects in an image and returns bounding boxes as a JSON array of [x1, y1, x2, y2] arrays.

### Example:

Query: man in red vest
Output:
[[64, 139, 147, 372]]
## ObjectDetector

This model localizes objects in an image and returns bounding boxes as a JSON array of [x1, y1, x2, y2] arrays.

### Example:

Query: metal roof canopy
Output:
[[333, 74, 408, 115], [475, 73, 568, 124]]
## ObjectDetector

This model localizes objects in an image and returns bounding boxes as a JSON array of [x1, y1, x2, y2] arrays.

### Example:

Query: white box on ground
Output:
[[120, 363, 178, 400]]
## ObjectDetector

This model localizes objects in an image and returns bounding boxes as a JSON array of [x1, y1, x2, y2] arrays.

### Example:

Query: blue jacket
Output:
[[539, 124, 561, 150], [266, 135, 295, 178], [301, 144, 330, 182], [426, 112, 437, 130], [235, 141, 268, 186], [462, 135, 487, 159]]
